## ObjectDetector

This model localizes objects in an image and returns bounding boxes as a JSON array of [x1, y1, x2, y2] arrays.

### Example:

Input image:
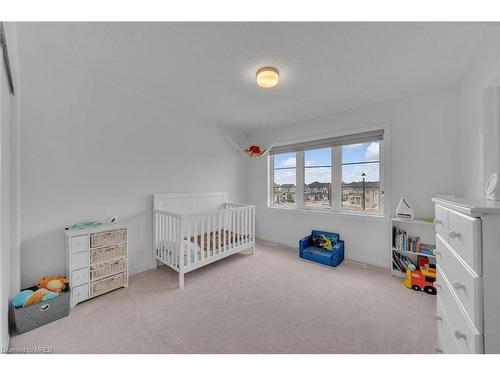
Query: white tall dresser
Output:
[[65, 223, 128, 309], [432, 197, 500, 354]]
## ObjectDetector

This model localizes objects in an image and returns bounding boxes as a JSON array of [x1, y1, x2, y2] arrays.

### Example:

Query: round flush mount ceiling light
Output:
[[256, 67, 279, 88]]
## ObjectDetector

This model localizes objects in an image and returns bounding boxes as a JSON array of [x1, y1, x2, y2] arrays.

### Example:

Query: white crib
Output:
[[153, 192, 255, 288]]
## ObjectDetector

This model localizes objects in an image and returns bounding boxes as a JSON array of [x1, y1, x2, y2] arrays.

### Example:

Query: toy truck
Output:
[[404, 258, 437, 295]]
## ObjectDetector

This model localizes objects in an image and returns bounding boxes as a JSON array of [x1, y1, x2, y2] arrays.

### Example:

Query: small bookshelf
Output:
[[390, 217, 436, 278]]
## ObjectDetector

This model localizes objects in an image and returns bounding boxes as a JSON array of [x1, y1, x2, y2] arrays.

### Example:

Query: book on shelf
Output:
[[391, 225, 435, 256]]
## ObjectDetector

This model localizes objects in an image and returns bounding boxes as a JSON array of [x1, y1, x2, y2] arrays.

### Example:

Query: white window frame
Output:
[[268, 126, 388, 219]]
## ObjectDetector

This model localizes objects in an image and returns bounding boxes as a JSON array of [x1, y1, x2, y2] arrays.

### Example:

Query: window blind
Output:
[[269, 129, 384, 155]]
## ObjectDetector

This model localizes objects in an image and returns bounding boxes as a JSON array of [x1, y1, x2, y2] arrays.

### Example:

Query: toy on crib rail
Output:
[[36, 275, 68, 293], [11, 288, 59, 308]]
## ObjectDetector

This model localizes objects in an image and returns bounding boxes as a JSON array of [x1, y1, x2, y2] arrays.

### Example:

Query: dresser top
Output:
[[432, 196, 500, 216], [64, 222, 127, 237]]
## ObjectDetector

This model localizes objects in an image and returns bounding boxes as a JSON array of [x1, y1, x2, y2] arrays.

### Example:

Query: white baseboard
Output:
[[128, 262, 154, 276]]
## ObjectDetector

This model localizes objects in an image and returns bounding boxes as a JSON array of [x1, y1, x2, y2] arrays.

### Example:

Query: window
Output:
[[269, 129, 384, 216], [341, 141, 380, 213], [272, 152, 296, 206], [304, 148, 331, 208]]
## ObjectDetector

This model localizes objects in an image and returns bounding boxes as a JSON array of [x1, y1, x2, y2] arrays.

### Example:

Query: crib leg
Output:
[[179, 272, 184, 289]]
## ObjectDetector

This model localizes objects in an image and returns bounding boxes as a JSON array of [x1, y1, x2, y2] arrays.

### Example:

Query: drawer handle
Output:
[[434, 219, 442, 225], [454, 330, 467, 340], [434, 314, 442, 321], [449, 231, 461, 239], [435, 346, 443, 354], [453, 281, 466, 290], [39, 304, 50, 312]]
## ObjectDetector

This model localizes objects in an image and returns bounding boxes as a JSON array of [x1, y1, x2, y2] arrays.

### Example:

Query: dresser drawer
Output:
[[447, 209, 482, 274], [436, 267, 482, 353], [90, 229, 127, 248], [435, 236, 482, 330], [72, 268, 89, 287], [71, 252, 89, 271], [437, 298, 461, 354], [71, 235, 89, 254], [72, 284, 89, 304], [435, 205, 449, 243]]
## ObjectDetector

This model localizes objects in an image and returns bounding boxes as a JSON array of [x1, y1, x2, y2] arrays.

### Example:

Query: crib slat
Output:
[[236, 209, 239, 247], [231, 211, 236, 248], [245, 208, 250, 243], [238, 208, 241, 247], [162, 213, 165, 262], [207, 214, 211, 258], [244, 208, 247, 245], [217, 213, 221, 255]]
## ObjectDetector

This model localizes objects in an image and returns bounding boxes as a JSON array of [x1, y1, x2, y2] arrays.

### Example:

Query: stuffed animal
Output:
[[11, 290, 34, 308], [36, 275, 68, 293], [11, 288, 59, 308], [244, 145, 265, 158]]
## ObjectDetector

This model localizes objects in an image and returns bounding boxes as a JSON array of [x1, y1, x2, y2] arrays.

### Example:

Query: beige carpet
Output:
[[10, 240, 436, 353]]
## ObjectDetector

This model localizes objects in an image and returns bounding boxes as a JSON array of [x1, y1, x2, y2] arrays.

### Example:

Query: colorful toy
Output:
[[36, 275, 68, 293], [299, 230, 344, 267], [244, 145, 266, 158], [404, 257, 437, 295], [11, 288, 59, 308], [11, 290, 34, 308], [313, 234, 334, 250]]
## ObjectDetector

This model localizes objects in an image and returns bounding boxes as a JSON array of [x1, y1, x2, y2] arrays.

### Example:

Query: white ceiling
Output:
[[16, 22, 492, 130]]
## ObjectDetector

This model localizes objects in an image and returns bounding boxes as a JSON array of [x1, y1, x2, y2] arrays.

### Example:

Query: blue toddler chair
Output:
[[299, 230, 344, 267]]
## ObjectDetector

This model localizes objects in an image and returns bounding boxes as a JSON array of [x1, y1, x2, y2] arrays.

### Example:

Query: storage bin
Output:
[[90, 257, 127, 281], [90, 272, 127, 297], [10, 288, 70, 334], [90, 229, 127, 248], [90, 243, 126, 264]]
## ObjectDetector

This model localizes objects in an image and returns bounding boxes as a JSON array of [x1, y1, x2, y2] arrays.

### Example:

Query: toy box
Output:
[[10, 286, 70, 334]]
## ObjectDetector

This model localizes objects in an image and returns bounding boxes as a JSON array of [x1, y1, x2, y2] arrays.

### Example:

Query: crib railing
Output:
[[181, 204, 255, 268], [154, 204, 255, 271], [153, 209, 182, 269]]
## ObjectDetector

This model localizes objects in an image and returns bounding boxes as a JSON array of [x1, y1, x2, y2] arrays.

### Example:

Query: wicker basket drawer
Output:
[[90, 243, 126, 264], [90, 258, 127, 281], [90, 229, 127, 248], [90, 272, 127, 297]]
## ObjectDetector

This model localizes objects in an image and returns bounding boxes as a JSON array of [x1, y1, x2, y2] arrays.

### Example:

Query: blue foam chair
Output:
[[299, 230, 344, 267]]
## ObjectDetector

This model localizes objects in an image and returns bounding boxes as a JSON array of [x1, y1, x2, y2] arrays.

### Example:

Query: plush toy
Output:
[[244, 145, 265, 158], [36, 275, 68, 293], [11, 288, 59, 308], [11, 290, 34, 308]]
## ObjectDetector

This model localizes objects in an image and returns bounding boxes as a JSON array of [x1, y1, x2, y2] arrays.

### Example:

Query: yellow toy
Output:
[[36, 275, 68, 293]]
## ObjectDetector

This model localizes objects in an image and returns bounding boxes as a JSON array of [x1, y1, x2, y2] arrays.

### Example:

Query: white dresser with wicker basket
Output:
[[65, 223, 128, 308]]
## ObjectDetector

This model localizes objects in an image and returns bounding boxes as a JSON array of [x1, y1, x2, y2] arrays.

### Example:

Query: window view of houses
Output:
[[272, 180, 380, 211], [341, 181, 380, 212], [271, 142, 380, 212]]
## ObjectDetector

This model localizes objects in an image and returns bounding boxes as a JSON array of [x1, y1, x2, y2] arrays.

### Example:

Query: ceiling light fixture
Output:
[[256, 67, 279, 88]]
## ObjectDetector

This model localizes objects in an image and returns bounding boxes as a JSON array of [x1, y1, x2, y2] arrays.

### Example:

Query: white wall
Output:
[[1, 45, 11, 350], [0, 22, 20, 351], [19, 62, 247, 288], [458, 25, 500, 198], [246, 88, 461, 267]]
